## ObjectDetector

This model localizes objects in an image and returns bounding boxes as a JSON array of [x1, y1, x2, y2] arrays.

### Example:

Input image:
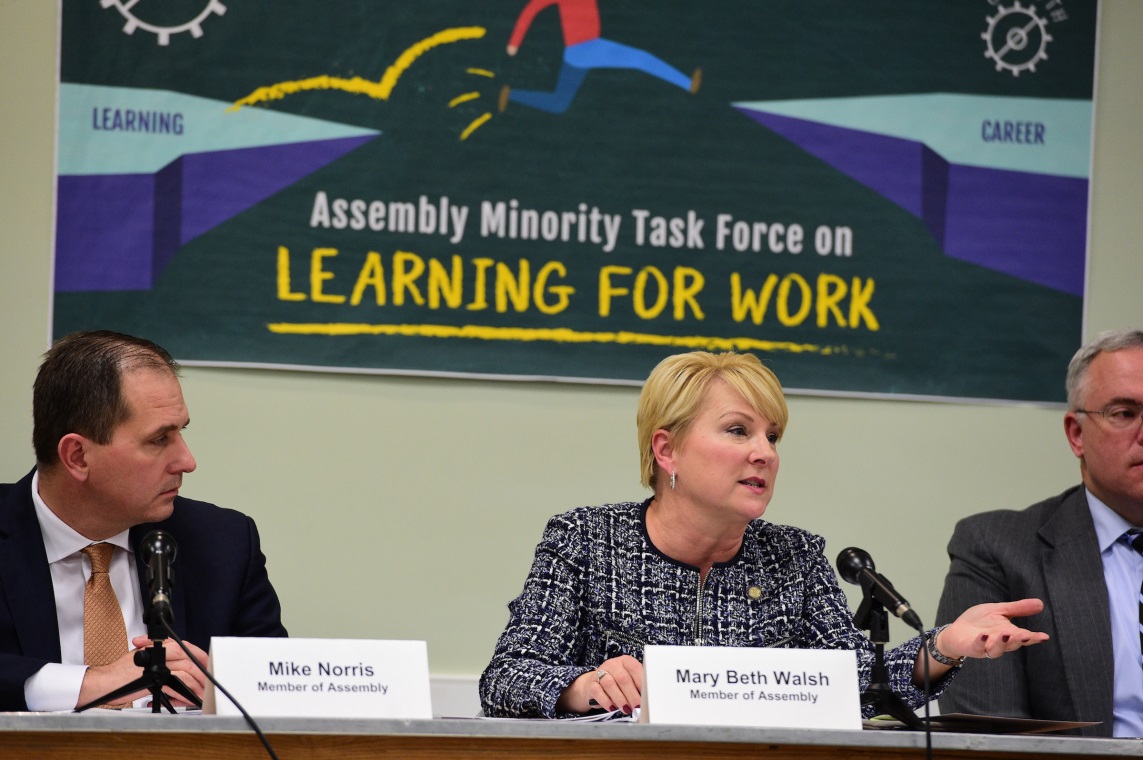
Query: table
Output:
[[0, 714, 1139, 759]]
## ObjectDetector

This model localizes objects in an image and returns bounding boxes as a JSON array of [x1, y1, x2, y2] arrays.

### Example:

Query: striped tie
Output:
[[1127, 531, 1143, 669]]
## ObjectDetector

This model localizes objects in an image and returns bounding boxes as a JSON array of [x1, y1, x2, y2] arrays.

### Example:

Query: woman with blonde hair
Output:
[[480, 351, 1046, 718]]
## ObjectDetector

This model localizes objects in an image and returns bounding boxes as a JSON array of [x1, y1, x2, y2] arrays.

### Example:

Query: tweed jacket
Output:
[[480, 500, 949, 718]]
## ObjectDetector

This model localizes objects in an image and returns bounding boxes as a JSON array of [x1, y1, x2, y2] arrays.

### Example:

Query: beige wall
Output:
[[2, 1, 1140, 678]]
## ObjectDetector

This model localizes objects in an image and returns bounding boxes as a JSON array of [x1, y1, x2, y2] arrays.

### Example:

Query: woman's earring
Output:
[[670, 470, 677, 490]]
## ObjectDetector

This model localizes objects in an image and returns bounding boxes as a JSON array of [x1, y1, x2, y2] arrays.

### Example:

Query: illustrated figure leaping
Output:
[[500, 0, 701, 115]]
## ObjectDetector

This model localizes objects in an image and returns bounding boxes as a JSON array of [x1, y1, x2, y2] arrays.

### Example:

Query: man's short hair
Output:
[[1065, 328, 1143, 409], [33, 331, 180, 466]]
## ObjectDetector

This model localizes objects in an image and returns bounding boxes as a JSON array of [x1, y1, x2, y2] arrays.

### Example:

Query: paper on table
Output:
[[478, 707, 639, 722]]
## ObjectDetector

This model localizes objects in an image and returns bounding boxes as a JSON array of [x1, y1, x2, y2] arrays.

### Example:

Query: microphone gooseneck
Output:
[[835, 546, 923, 631]]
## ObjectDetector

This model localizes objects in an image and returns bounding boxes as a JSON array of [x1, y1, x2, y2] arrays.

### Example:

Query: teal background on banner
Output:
[[3, 1, 1140, 714], [51, 1, 1096, 401]]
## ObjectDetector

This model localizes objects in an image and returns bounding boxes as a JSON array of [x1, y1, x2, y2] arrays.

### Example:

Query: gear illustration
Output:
[[981, 2, 1052, 77], [99, 0, 227, 46]]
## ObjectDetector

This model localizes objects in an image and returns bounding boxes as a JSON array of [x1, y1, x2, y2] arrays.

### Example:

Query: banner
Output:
[[53, 1, 1097, 402]]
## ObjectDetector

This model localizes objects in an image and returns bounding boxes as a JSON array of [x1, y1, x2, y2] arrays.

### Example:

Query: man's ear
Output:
[[1064, 412, 1085, 460], [56, 434, 92, 482]]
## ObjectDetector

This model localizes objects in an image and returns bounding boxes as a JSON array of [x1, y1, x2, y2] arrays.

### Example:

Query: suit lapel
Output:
[[0, 471, 63, 662], [1039, 489, 1114, 726]]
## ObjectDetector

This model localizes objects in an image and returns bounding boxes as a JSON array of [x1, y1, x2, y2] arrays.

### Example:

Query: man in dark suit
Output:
[[0, 331, 286, 711], [936, 329, 1143, 737]]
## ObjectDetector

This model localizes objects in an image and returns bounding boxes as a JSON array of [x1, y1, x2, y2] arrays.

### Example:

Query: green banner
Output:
[[54, 1, 1096, 401]]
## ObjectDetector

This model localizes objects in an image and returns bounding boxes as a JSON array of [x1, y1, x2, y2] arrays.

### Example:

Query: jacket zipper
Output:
[[693, 574, 705, 645]]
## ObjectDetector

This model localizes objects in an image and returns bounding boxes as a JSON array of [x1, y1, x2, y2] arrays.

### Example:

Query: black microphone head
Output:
[[836, 546, 875, 585], [139, 530, 177, 563], [140, 531, 177, 631]]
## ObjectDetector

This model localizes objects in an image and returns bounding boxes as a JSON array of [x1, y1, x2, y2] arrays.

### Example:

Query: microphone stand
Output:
[[852, 581, 924, 729], [75, 603, 202, 713]]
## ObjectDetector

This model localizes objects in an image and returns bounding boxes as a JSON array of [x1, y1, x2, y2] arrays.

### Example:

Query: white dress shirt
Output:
[[24, 471, 147, 711]]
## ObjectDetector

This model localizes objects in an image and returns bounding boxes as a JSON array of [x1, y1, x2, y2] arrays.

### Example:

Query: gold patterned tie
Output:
[[82, 543, 128, 667]]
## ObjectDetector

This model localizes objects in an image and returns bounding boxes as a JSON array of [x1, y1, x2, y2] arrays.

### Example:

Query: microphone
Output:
[[139, 530, 177, 629], [836, 546, 923, 631]]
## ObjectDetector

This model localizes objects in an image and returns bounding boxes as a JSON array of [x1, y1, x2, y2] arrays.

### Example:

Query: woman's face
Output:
[[667, 379, 780, 527]]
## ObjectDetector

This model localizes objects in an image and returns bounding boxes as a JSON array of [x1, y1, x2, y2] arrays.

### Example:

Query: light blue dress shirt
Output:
[[1087, 490, 1143, 738]]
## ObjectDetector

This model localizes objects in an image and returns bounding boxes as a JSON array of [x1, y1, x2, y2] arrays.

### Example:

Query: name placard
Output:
[[203, 637, 432, 718], [640, 645, 861, 730]]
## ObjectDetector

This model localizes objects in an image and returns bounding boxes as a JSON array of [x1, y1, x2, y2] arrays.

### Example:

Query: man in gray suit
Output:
[[936, 329, 1143, 737]]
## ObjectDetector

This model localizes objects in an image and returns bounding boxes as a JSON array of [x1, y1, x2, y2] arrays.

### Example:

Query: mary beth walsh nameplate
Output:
[[640, 644, 861, 730], [204, 637, 432, 718]]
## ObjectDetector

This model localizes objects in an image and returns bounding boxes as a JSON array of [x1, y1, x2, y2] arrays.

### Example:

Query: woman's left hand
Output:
[[938, 597, 1050, 661]]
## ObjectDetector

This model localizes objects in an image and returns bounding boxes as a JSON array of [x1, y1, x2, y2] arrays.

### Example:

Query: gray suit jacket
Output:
[[935, 486, 1113, 737]]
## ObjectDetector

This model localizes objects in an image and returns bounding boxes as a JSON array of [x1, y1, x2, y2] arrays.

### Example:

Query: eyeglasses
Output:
[[1074, 402, 1143, 431]]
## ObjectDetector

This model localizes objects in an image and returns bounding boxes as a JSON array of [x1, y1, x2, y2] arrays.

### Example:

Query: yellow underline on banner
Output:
[[266, 322, 824, 354], [230, 26, 486, 109]]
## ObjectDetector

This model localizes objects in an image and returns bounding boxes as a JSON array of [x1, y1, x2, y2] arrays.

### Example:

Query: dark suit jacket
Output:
[[935, 486, 1113, 737], [0, 469, 288, 711]]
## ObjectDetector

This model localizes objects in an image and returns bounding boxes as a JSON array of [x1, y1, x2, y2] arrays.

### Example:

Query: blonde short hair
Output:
[[636, 351, 788, 490]]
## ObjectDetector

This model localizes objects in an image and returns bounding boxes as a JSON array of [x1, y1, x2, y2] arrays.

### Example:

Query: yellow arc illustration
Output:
[[231, 26, 487, 110]]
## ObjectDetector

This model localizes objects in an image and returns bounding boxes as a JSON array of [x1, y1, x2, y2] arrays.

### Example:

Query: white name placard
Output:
[[640, 645, 861, 730], [203, 637, 432, 718]]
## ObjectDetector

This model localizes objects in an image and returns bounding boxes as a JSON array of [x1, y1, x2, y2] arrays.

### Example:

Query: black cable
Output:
[[160, 618, 280, 760], [920, 625, 932, 760], [893, 614, 934, 758]]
